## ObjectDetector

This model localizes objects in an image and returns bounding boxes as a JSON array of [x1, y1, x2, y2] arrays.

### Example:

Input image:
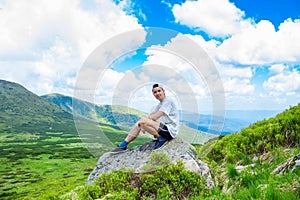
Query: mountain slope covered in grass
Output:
[[0, 80, 148, 199], [0, 80, 75, 133], [41, 93, 147, 131], [207, 103, 300, 163]]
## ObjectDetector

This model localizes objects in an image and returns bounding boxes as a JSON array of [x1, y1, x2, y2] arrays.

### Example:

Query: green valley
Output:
[[0, 79, 299, 199]]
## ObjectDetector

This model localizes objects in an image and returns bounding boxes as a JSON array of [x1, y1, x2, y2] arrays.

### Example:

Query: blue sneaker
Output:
[[152, 139, 167, 150], [111, 145, 128, 153]]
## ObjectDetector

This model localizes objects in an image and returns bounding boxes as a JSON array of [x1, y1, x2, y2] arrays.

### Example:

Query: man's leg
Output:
[[125, 122, 142, 142], [139, 118, 175, 150], [138, 118, 169, 149], [138, 117, 161, 137], [111, 122, 142, 153], [111, 117, 164, 153]]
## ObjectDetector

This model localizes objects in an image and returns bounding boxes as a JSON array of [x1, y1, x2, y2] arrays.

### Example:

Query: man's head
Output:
[[152, 83, 165, 102]]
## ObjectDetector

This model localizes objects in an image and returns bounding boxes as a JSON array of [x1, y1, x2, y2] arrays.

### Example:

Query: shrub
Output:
[[76, 162, 210, 200], [207, 103, 300, 164]]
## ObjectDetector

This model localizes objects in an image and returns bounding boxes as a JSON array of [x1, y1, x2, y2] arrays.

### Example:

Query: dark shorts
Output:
[[158, 123, 173, 141]]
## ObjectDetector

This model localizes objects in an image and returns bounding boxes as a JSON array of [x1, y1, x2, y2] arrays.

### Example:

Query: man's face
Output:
[[152, 87, 165, 101]]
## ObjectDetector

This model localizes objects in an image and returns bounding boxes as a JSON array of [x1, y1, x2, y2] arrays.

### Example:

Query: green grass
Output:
[[0, 119, 158, 199], [0, 129, 96, 199], [0, 156, 96, 199]]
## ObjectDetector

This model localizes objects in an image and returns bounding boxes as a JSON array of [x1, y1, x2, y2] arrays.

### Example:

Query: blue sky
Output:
[[0, 0, 300, 114]]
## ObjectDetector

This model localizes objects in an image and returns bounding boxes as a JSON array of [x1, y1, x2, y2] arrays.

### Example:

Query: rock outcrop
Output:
[[87, 137, 214, 188], [273, 153, 300, 175]]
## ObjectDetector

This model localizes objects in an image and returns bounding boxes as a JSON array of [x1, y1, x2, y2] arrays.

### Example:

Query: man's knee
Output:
[[138, 117, 150, 126]]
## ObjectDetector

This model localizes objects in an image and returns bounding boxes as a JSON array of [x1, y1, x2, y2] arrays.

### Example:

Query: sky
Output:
[[1, 0, 300, 115]]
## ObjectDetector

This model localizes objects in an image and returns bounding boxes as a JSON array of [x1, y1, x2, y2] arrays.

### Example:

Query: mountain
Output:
[[41, 93, 147, 131], [41, 94, 273, 135], [181, 109, 281, 135], [224, 109, 282, 123], [41, 93, 218, 144], [0, 80, 76, 133], [0, 79, 279, 136], [0, 80, 100, 199]]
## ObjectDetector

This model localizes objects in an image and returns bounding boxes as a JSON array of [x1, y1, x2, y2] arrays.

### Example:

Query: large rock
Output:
[[87, 137, 214, 188]]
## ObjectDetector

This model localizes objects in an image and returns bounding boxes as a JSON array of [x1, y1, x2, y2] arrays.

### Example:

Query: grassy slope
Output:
[[0, 80, 74, 134], [0, 81, 151, 199], [194, 103, 300, 199], [41, 93, 147, 128], [206, 103, 300, 164]]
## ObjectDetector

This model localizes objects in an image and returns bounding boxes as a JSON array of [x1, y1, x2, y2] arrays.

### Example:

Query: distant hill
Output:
[[0, 80, 76, 133], [0, 80, 210, 144], [41, 93, 147, 131], [41, 93, 254, 135], [181, 110, 281, 135], [41, 93, 218, 144], [0, 79, 279, 136]]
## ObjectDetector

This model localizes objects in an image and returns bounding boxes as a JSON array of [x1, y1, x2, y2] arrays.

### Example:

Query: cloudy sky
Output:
[[1, 0, 300, 114]]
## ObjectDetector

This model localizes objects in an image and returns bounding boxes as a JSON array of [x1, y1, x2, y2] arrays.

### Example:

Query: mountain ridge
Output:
[[0, 79, 282, 135], [0, 80, 76, 133], [41, 93, 147, 131]]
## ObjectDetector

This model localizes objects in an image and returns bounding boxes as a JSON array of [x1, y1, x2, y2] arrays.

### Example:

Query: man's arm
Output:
[[148, 111, 164, 121]]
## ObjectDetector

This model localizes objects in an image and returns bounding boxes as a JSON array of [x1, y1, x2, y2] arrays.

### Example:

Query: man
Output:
[[111, 83, 179, 153]]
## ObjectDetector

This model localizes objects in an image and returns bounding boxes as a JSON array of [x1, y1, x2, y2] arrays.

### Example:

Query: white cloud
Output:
[[172, 0, 300, 67], [143, 37, 208, 96], [220, 65, 253, 78], [170, 0, 300, 110], [144, 34, 220, 87], [0, 0, 143, 96], [34, 39, 74, 78], [263, 69, 300, 95], [216, 19, 300, 65], [95, 68, 125, 104], [224, 78, 254, 95], [172, 0, 253, 37], [151, 33, 255, 101], [179, 34, 256, 100], [269, 64, 286, 73], [140, 34, 226, 112], [185, 34, 220, 54]]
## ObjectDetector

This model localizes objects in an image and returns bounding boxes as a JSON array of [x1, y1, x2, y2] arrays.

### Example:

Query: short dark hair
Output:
[[152, 83, 160, 89]]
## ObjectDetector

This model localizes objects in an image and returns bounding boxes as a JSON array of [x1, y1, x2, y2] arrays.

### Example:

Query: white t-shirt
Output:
[[152, 97, 179, 138]]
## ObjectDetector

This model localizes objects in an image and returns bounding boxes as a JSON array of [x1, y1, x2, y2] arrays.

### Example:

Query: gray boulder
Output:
[[87, 137, 214, 188]]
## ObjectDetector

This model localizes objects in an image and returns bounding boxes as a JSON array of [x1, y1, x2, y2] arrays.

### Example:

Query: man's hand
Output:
[[147, 115, 155, 121]]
